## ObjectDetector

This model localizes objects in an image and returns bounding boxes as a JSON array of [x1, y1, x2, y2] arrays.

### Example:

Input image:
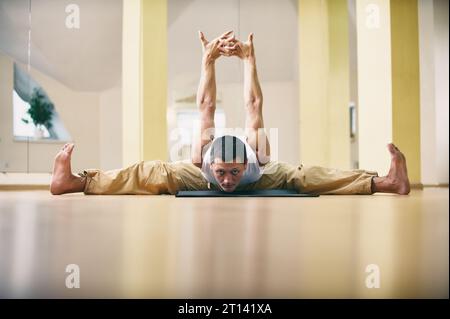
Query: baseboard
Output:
[[395, 184, 448, 190], [422, 183, 449, 188], [0, 175, 447, 191], [0, 173, 51, 186], [0, 185, 49, 191]]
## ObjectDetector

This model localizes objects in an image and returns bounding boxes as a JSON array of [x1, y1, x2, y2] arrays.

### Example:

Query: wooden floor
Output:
[[0, 188, 448, 298]]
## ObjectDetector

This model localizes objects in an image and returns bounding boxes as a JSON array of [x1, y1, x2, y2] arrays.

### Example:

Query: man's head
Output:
[[210, 135, 247, 192]]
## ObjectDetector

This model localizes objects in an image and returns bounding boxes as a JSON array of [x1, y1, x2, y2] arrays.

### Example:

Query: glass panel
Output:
[[0, 0, 31, 172], [27, 0, 123, 173]]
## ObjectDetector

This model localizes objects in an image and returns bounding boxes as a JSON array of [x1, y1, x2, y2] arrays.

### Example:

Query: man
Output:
[[50, 31, 410, 196], [192, 30, 269, 192]]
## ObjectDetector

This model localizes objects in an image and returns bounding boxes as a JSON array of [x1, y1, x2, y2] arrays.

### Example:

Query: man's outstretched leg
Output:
[[50, 143, 210, 195], [243, 143, 410, 195], [50, 143, 86, 195], [371, 143, 410, 195]]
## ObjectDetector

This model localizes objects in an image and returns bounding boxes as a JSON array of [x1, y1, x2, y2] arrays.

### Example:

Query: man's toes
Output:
[[66, 143, 75, 155], [55, 147, 71, 162], [55, 149, 65, 160], [388, 143, 405, 159], [393, 145, 402, 155], [387, 143, 396, 155], [394, 148, 407, 163]]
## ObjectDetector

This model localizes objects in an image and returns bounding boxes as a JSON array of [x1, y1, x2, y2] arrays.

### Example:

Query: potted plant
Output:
[[21, 88, 54, 139]]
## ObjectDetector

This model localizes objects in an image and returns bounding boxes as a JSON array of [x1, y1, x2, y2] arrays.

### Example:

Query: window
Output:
[[13, 90, 51, 139], [12, 63, 71, 141]]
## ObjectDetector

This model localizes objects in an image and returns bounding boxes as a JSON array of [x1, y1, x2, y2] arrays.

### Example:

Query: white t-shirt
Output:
[[201, 135, 263, 186]]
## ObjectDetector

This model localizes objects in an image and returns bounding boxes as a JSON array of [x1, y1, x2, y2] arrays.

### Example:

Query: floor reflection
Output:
[[0, 189, 448, 298]]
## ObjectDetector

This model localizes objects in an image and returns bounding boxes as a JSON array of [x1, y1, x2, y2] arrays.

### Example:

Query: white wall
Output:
[[218, 81, 298, 164], [433, 0, 449, 184], [356, 0, 393, 176], [419, 0, 449, 185], [419, 0, 437, 184], [99, 86, 123, 170], [122, 0, 143, 166], [348, 0, 359, 169]]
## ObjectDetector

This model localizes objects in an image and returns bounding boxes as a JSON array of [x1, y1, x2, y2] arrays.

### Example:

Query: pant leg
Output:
[[240, 161, 378, 195], [79, 160, 210, 195], [79, 160, 177, 195], [290, 164, 378, 194], [169, 162, 210, 191], [235, 161, 293, 191]]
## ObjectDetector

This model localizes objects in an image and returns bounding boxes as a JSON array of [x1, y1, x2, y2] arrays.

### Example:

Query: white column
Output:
[[433, 0, 449, 184], [418, 0, 449, 185], [418, 0, 438, 185], [122, 0, 142, 166], [356, 0, 392, 175]]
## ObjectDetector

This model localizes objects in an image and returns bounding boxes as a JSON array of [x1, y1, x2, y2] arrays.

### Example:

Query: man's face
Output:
[[211, 158, 247, 192]]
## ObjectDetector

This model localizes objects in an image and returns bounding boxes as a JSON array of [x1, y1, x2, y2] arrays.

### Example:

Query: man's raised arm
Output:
[[229, 33, 270, 165], [191, 31, 233, 167]]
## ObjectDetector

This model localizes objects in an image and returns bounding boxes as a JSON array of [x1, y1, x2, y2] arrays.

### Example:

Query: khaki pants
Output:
[[79, 161, 378, 195]]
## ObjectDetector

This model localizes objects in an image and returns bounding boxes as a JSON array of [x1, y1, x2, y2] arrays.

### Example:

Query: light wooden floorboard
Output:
[[0, 188, 448, 298]]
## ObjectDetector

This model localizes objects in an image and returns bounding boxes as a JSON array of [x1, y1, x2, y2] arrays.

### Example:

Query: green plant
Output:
[[21, 88, 53, 129]]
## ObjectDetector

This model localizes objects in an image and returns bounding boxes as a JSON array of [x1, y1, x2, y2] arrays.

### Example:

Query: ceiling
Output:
[[0, 0, 298, 92], [0, 0, 122, 92]]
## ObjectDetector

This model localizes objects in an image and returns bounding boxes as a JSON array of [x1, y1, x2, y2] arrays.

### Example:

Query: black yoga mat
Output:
[[175, 189, 319, 197]]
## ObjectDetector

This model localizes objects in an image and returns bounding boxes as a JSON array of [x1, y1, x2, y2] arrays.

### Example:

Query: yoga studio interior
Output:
[[0, 0, 448, 299]]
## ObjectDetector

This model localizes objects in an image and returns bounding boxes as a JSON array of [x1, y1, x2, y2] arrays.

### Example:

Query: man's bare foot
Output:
[[373, 143, 410, 195], [50, 143, 86, 195]]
